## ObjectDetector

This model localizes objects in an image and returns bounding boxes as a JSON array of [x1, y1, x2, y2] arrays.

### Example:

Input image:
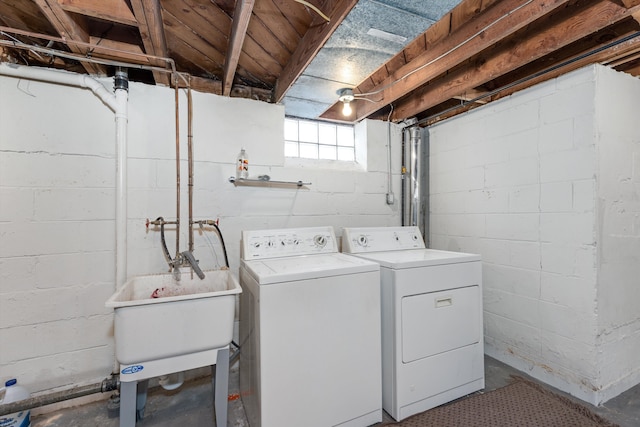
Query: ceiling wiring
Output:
[[294, 0, 330, 22]]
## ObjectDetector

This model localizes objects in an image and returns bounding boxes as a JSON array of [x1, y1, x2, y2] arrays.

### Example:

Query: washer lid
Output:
[[241, 253, 379, 284], [352, 248, 480, 269]]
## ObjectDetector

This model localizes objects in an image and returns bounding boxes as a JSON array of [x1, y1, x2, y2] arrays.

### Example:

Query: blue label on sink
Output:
[[121, 365, 144, 375]]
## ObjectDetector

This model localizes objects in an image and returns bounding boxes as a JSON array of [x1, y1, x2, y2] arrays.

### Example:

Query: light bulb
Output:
[[342, 101, 352, 116]]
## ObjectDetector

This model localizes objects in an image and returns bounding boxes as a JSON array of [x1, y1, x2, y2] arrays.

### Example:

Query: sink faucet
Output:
[[180, 251, 205, 280]]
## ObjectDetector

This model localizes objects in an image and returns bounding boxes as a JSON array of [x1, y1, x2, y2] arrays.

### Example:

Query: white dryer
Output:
[[342, 226, 484, 421], [239, 226, 382, 427]]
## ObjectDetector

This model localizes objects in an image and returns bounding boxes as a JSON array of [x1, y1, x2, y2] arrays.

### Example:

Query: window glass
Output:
[[298, 120, 318, 143], [284, 117, 355, 162]]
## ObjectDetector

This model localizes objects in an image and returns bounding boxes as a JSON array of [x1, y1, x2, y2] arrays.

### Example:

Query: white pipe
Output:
[[114, 74, 129, 289], [0, 62, 118, 112], [0, 63, 128, 288]]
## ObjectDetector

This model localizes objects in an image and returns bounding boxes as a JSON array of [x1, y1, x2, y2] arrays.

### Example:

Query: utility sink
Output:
[[105, 269, 241, 365]]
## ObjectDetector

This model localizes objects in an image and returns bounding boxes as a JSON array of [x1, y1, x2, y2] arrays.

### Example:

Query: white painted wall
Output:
[[429, 64, 640, 405], [0, 71, 402, 401]]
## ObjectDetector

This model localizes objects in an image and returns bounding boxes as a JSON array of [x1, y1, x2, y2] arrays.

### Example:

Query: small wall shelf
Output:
[[228, 177, 311, 189]]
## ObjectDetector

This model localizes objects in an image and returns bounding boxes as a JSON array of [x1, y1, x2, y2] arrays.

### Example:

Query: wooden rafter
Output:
[[621, 0, 640, 23], [33, 0, 106, 75], [391, 0, 640, 121], [58, 0, 138, 27], [129, 0, 171, 86], [223, 0, 255, 96], [321, 0, 574, 122], [273, 0, 359, 102]]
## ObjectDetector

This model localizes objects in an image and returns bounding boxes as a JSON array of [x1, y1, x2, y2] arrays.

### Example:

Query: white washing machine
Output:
[[342, 226, 484, 421], [239, 226, 382, 427]]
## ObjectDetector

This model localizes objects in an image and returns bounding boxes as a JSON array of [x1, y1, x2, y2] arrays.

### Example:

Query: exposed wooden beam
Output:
[[129, 0, 170, 86], [223, 0, 255, 96], [321, 0, 574, 122], [176, 75, 272, 102], [33, 0, 106, 75], [273, 0, 359, 102], [58, 0, 138, 27], [426, 31, 640, 126], [392, 1, 640, 122], [621, 0, 640, 23], [88, 36, 149, 64]]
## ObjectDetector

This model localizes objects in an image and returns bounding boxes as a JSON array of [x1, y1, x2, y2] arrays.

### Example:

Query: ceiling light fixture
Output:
[[337, 88, 355, 117]]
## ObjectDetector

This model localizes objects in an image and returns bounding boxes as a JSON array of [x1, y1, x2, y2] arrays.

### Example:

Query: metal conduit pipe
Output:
[[0, 378, 119, 417]]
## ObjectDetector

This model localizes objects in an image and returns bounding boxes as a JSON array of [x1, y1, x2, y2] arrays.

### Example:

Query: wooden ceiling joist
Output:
[[129, 0, 171, 86], [58, 0, 138, 27], [223, 0, 255, 96], [321, 0, 575, 122], [33, 0, 106, 75], [273, 0, 359, 102], [391, 0, 640, 121]]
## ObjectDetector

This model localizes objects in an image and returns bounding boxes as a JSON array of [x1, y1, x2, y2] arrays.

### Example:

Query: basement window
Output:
[[284, 117, 355, 162]]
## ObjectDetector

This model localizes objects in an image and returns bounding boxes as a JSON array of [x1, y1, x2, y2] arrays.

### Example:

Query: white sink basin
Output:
[[105, 269, 241, 365]]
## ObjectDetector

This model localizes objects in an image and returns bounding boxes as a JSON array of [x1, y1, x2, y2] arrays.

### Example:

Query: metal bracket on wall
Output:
[[228, 177, 311, 189]]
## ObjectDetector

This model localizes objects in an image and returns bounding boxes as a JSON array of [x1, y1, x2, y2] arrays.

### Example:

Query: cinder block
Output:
[[539, 300, 597, 344], [540, 243, 575, 275], [485, 158, 538, 189], [34, 188, 115, 221], [34, 252, 115, 288], [483, 263, 540, 299], [465, 139, 509, 168], [477, 238, 509, 265], [0, 152, 115, 188], [485, 101, 539, 140], [0, 257, 37, 293], [540, 272, 597, 312], [483, 311, 542, 357], [486, 213, 539, 241], [540, 148, 596, 183], [573, 114, 596, 148], [509, 185, 540, 213], [509, 240, 541, 270], [466, 188, 509, 214], [540, 212, 595, 245], [316, 170, 357, 193], [540, 81, 596, 125], [483, 288, 540, 329], [572, 180, 595, 212], [0, 221, 115, 258], [540, 182, 572, 212], [539, 120, 573, 154], [539, 332, 597, 378], [0, 188, 34, 222], [430, 191, 467, 214]]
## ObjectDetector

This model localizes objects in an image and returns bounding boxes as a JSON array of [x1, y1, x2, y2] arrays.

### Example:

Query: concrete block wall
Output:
[[429, 64, 640, 405], [0, 71, 401, 400], [593, 66, 640, 401]]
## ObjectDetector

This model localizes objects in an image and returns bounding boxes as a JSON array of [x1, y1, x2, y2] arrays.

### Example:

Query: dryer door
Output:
[[401, 285, 480, 363]]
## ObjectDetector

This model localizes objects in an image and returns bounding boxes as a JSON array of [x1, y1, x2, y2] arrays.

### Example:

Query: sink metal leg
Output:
[[212, 347, 230, 426], [120, 381, 137, 427], [136, 379, 149, 421]]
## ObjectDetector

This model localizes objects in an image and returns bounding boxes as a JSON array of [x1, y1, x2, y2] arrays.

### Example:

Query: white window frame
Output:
[[284, 117, 356, 162]]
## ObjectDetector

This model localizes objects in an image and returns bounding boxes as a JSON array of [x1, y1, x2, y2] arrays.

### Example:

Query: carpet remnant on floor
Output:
[[386, 376, 618, 427]]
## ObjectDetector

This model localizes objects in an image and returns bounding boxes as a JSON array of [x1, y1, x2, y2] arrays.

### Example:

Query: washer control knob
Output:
[[314, 235, 327, 247], [357, 235, 368, 246]]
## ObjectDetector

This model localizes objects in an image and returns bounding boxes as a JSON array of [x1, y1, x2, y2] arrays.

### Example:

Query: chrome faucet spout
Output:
[[181, 251, 205, 279]]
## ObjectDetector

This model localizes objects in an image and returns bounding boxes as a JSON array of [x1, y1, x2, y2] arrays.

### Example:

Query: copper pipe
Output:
[[174, 76, 181, 261], [187, 80, 194, 253]]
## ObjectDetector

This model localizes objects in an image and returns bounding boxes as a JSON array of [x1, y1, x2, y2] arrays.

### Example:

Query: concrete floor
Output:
[[31, 355, 640, 427]]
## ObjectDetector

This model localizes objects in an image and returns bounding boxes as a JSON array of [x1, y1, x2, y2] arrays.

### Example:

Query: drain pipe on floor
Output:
[[0, 62, 129, 408]]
